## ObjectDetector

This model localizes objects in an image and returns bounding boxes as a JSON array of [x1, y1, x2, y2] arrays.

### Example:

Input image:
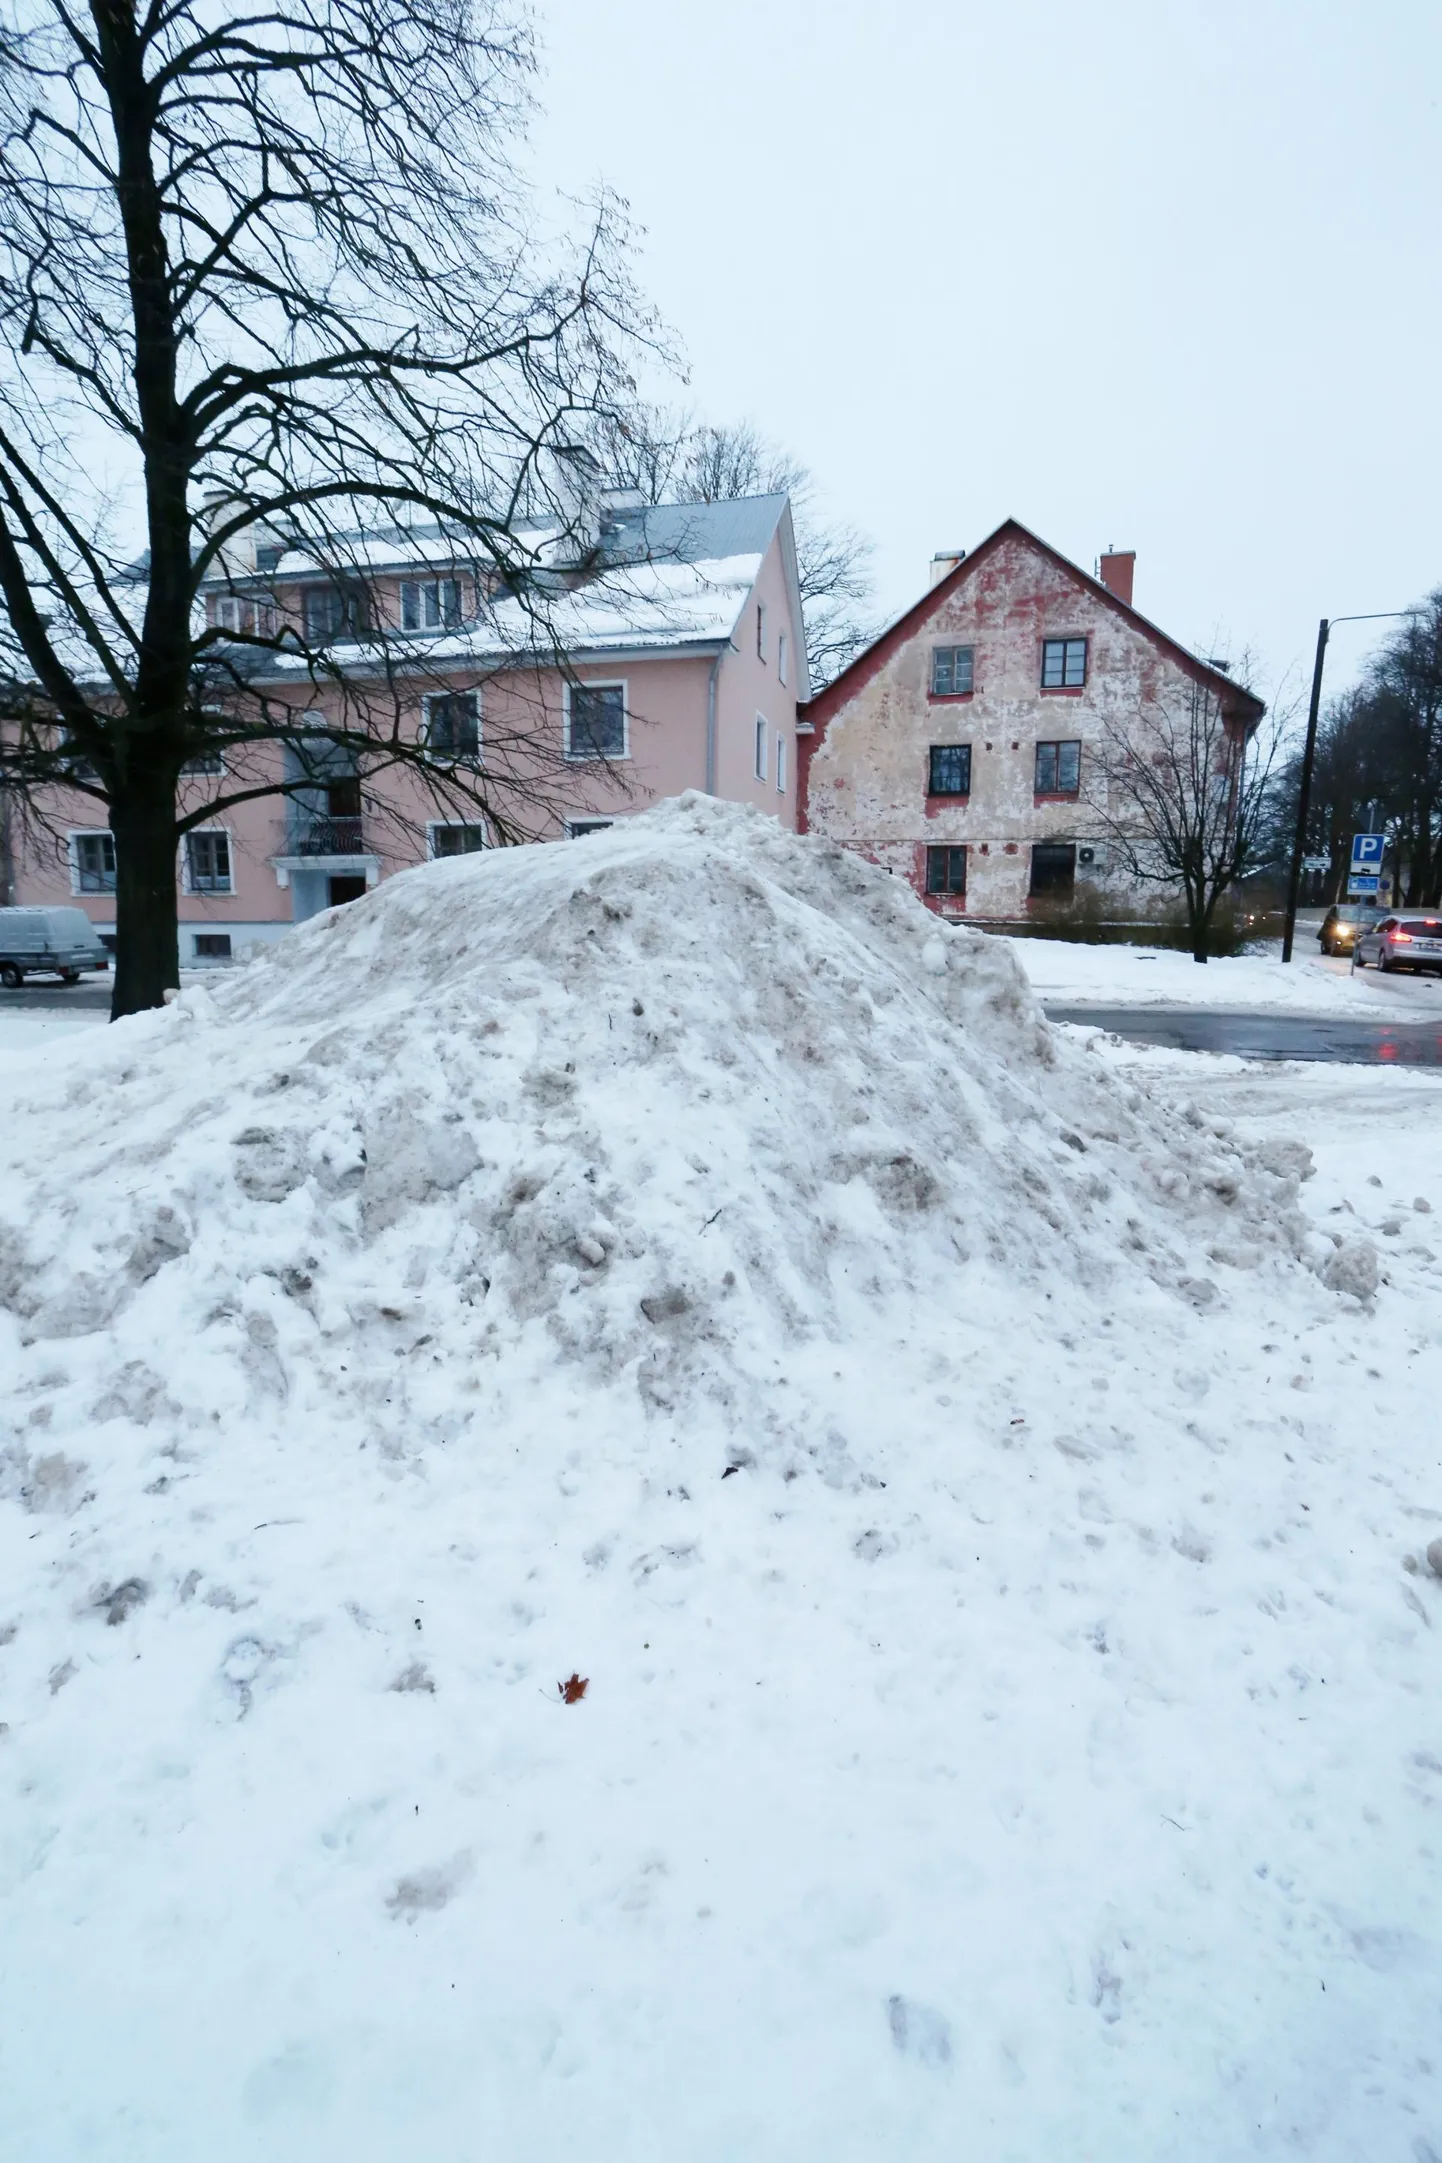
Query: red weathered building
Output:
[[798, 519, 1263, 920]]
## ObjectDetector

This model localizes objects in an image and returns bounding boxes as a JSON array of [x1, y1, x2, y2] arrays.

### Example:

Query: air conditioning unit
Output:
[[1077, 844, 1106, 870]]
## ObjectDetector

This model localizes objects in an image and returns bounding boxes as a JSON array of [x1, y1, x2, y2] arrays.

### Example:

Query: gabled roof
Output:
[[801, 517, 1265, 726]]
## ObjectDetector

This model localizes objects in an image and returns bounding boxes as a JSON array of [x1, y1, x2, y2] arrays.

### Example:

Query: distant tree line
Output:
[[1273, 594, 1442, 905]]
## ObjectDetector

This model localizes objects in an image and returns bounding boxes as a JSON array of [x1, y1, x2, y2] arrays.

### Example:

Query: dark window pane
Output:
[[304, 584, 366, 640], [1030, 842, 1076, 897], [925, 845, 967, 895], [1063, 638, 1087, 687], [1057, 739, 1081, 792], [1035, 741, 1058, 792], [304, 587, 342, 640], [187, 832, 231, 890], [1041, 640, 1065, 688], [928, 744, 971, 795], [427, 693, 480, 759], [569, 685, 626, 759], [433, 824, 486, 856]]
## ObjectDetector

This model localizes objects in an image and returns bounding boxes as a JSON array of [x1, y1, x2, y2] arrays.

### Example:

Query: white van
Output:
[[0, 907, 110, 988]]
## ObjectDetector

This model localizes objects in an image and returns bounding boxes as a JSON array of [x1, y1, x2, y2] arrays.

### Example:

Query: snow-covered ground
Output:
[[0, 1008, 106, 1072], [1006, 930, 1442, 1016], [2, 799, 1440, 2163]]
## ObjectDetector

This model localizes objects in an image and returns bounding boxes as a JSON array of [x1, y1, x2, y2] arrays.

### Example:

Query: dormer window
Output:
[[401, 578, 464, 631]]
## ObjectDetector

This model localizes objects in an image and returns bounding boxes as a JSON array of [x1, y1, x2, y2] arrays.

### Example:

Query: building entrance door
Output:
[[327, 875, 368, 907]]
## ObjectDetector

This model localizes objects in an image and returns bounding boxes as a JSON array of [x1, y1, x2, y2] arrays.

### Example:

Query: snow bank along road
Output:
[[1, 797, 1439, 2163], [1049, 1005, 1442, 1067], [1008, 930, 1442, 1019]]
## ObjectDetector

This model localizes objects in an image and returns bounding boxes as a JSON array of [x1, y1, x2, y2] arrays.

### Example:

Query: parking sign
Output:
[[1351, 833, 1385, 872]]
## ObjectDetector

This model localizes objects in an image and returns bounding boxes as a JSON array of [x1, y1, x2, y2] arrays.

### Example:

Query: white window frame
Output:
[[181, 826, 234, 896], [192, 931, 233, 961], [69, 828, 116, 896], [564, 679, 629, 763], [220, 595, 277, 637], [754, 714, 768, 783], [401, 577, 465, 632], [776, 734, 786, 794], [421, 690, 482, 765], [777, 631, 788, 687], [566, 818, 615, 839], [426, 820, 488, 858]]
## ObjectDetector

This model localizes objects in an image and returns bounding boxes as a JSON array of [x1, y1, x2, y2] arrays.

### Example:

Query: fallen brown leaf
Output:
[[558, 1672, 588, 1705]]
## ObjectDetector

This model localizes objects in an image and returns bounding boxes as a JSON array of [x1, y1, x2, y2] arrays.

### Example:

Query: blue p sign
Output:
[[1351, 833, 1385, 870]]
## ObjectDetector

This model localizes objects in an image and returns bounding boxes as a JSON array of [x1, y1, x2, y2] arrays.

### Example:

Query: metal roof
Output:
[[599, 494, 788, 568]]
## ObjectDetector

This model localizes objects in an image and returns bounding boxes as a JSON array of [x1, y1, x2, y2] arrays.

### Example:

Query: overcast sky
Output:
[[530, 0, 1441, 706]]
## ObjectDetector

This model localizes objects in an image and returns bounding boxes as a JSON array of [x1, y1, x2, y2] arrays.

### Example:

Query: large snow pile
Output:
[[1, 795, 1436, 2161]]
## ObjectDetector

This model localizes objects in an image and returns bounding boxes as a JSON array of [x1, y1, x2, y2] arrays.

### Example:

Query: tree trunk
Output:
[[109, 773, 180, 1018]]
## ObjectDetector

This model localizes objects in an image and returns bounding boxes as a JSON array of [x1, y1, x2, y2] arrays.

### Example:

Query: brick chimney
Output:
[[1098, 549, 1135, 607]]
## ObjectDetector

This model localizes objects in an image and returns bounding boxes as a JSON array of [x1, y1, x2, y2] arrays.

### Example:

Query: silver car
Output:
[[1354, 913, 1442, 975]]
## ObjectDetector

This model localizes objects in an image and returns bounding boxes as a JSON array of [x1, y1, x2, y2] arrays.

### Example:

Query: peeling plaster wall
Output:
[[802, 529, 1213, 920]]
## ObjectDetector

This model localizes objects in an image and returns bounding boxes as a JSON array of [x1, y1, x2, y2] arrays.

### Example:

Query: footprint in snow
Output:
[[886, 1995, 952, 2067]]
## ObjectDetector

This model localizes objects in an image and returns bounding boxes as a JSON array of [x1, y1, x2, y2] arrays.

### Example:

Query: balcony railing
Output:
[[278, 815, 366, 857]]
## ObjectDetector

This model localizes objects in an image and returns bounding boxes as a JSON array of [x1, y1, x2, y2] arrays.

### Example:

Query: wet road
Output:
[[8, 985, 1442, 1067], [1046, 1005, 1442, 1068], [1, 982, 112, 1011]]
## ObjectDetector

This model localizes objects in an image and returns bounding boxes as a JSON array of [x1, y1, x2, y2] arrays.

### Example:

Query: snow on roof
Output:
[[248, 551, 763, 680], [225, 494, 787, 585], [0, 795, 1416, 2156]]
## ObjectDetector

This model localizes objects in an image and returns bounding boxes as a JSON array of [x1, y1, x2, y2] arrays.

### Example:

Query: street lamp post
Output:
[[1280, 610, 1414, 964]]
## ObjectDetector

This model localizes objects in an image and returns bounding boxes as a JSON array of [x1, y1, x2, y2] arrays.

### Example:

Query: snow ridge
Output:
[[0, 793, 1429, 2163]]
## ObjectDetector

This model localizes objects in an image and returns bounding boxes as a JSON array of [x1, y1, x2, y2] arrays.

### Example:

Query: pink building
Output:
[[798, 519, 1263, 921], [10, 491, 807, 964]]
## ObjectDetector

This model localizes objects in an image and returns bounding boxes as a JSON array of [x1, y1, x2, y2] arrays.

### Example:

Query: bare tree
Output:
[[1087, 672, 1283, 963], [1269, 595, 1442, 906], [605, 407, 877, 689], [0, 0, 654, 1016]]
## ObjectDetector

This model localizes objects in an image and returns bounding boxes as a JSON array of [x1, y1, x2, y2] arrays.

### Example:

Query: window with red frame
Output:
[[925, 845, 967, 896]]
